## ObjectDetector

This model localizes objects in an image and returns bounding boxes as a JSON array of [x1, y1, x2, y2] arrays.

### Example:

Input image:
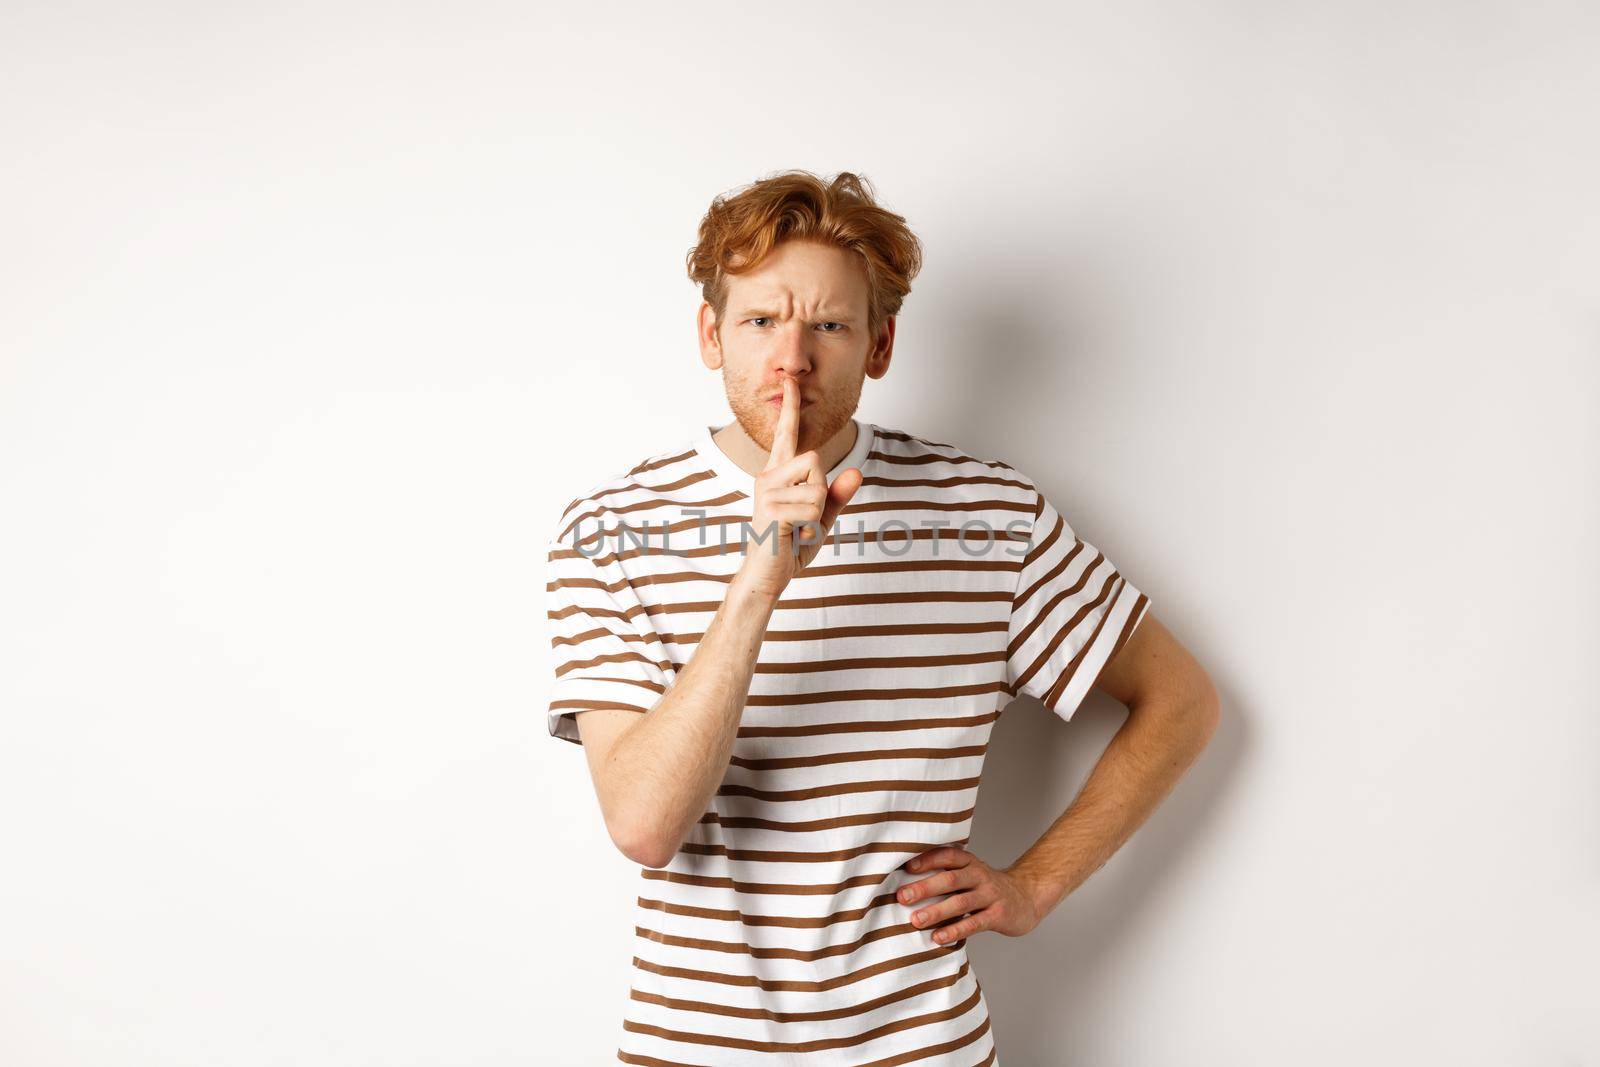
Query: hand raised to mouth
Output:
[[737, 377, 862, 600]]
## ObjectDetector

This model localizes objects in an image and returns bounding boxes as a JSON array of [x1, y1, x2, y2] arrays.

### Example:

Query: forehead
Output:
[[725, 240, 869, 313]]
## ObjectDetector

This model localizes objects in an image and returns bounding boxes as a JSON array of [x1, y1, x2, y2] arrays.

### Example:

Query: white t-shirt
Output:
[[545, 418, 1149, 1065]]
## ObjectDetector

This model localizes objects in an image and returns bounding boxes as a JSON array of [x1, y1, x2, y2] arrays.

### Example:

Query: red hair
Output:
[[685, 170, 924, 340]]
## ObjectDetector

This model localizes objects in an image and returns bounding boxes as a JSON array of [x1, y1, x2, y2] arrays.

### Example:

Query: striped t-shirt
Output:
[[545, 417, 1149, 1066]]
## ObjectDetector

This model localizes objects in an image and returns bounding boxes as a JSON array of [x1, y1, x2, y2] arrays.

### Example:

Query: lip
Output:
[[767, 395, 812, 407]]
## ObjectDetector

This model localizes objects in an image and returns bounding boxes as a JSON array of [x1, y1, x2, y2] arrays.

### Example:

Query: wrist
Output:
[[729, 564, 783, 609], [1007, 861, 1063, 918]]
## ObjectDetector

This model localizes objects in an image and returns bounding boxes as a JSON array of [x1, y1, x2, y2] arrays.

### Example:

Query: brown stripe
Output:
[[641, 588, 1014, 620], [827, 496, 1035, 518], [640, 868, 912, 897], [855, 1011, 992, 1067], [625, 447, 700, 479], [629, 942, 959, 993], [1007, 548, 1109, 670], [621, 982, 983, 1055], [1013, 567, 1120, 696], [675, 838, 968, 865], [754, 649, 1006, 675], [1015, 509, 1076, 603], [718, 773, 983, 802], [1043, 583, 1144, 712], [636, 916, 923, 963], [1041, 578, 1126, 709], [546, 598, 637, 625], [872, 430, 1019, 471], [742, 680, 1007, 707], [638, 887, 906, 930], [549, 699, 651, 714], [553, 558, 1023, 604], [736, 710, 1001, 739], [1106, 591, 1149, 663], [552, 649, 666, 678], [730, 744, 988, 773], [628, 958, 970, 1024], [696, 805, 976, 834], [616, 1051, 710, 1067], [866, 472, 1030, 492], [661, 620, 1009, 647], [730, 556, 1020, 583], [550, 627, 664, 654]]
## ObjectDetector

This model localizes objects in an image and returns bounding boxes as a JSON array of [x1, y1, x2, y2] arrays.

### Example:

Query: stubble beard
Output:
[[723, 374, 862, 461]]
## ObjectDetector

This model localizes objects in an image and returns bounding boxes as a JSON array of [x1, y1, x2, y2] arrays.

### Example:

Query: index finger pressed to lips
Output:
[[763, 377, 800, 473]]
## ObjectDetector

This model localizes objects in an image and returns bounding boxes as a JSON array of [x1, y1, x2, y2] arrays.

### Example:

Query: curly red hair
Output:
[[685, 169, 924, 340]]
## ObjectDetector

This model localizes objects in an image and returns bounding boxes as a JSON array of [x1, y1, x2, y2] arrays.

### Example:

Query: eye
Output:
[[747, 317, 772, 327], [818, 322, 845, 333]]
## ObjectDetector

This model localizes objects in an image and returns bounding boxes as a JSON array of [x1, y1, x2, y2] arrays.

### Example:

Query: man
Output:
[[545, 170, 1219, 1065]]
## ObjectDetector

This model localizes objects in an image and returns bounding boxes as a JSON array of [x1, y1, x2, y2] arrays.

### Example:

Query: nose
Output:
[[770, 321, 814, 380]]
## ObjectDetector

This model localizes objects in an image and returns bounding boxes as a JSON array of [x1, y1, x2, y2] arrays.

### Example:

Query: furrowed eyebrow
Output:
[[737, 308, 854, 320]]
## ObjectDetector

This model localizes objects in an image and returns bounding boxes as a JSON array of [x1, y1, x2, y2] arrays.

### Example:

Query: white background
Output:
[[3, 2, 1596, 1064]]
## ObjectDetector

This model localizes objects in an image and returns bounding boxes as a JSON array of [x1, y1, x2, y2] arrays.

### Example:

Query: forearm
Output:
[[605, 566, 778, 864], [1008, 693, 1219, 915]]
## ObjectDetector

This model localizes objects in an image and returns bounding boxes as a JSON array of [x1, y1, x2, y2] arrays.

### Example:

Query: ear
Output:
[[697, 302, 724, 370], [865, 316, 896, 379]]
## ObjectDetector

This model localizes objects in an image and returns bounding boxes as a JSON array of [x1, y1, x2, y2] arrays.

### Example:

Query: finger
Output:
[[763, 377, 800, 472], [793, 479, 844, 572], [929, 910, 985, 944], [817, 467, 861, 535], [899, 864, 979, 906], [790, 519, 827, 553], [763, 483, 829, 507], [765, 503, 820, 525], [910, 888, 986, 932], [764, 449, 824, 490], [908, 846, 973, 872]]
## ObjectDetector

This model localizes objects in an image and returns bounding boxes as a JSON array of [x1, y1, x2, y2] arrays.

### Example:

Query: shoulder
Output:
[[548, 434, 703, 548], [869, 422, 1044, 523], [868, 423, 1018, 473]]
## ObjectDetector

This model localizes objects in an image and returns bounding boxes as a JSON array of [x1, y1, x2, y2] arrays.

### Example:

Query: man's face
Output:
[[698, 238, 894, 456]]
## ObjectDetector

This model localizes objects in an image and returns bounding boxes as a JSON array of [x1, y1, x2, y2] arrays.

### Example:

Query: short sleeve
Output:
[[1005, 486, 1150, 722], [544, 526, 674, 746]]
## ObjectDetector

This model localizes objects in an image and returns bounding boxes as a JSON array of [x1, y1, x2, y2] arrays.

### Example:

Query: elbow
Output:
[[593, 756, 680, 868], [1191, 671, 1222, 745], [622, 840, 677, 870], [609, 817, 679, 870]]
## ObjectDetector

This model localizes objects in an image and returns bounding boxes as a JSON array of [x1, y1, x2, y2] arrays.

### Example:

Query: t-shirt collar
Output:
[[697, 416, 876, 498]]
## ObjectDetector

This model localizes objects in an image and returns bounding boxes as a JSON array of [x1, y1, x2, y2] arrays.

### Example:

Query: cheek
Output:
[[717, 362, 753, 390]]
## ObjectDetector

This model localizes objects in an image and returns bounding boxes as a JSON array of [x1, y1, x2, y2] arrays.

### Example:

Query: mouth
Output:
[[767, 395, 813, 408]]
